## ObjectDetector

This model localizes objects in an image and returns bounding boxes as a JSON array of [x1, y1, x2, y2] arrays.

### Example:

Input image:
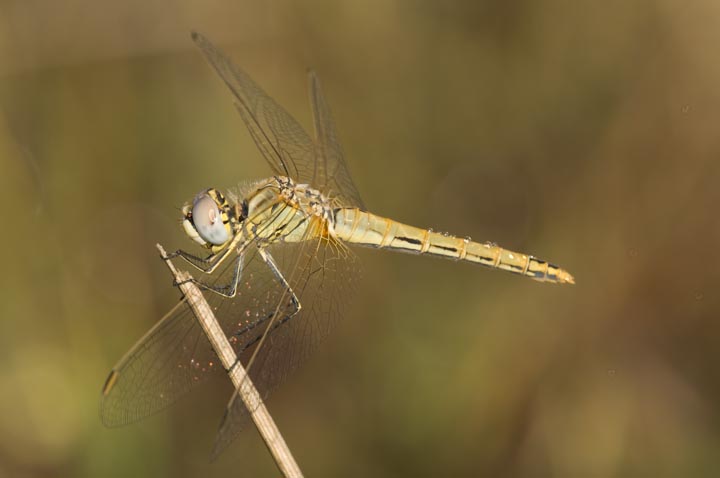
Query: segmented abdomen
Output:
[[333, 208, 574, 284]]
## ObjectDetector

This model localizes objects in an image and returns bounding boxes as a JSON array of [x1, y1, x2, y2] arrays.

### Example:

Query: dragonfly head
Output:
[[182, 188, 240, 249]]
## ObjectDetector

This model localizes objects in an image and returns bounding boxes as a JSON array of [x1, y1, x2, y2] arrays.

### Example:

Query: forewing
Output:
[[192, 32, 312, 181], [100, 298, 222, 427], [98, 200, 304, 428], [192, 32, 366, 208], [99, 242, 312, 430]]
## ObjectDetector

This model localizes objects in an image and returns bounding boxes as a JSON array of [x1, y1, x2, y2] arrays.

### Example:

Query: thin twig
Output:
[[156, 243, 303, 478]]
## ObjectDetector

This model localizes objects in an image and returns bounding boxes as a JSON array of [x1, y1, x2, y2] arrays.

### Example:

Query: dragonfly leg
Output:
[[258, 248, 302, 316], [171, 252, 245, 298], [229, 248, 302, 351], [162, 247, 233, 274]]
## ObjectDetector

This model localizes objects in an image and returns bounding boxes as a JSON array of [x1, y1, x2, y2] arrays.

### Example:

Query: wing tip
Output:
[[191, 30, 211, 49]]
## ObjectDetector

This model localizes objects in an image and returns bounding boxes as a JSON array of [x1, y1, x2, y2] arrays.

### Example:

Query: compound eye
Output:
[[192, 195, 230, 245]]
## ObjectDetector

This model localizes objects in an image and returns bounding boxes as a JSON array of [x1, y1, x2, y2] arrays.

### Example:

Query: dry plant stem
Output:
[[156, 243, 303, 478]]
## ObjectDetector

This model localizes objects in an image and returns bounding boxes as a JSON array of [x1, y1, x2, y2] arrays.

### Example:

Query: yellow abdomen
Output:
[[333, 208, 574, 284]]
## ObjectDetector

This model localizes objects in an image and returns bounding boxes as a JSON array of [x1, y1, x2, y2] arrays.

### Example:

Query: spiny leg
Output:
[[168, 251, 245, 298], [161, 246, 234, 274], [257, 248, 302, 316]]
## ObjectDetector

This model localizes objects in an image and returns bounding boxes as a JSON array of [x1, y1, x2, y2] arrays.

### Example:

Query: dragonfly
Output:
[[100, 31, 574, 458]]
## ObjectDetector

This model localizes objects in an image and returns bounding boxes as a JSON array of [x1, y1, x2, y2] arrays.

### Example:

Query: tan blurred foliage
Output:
[[1, 0, 719, 477]]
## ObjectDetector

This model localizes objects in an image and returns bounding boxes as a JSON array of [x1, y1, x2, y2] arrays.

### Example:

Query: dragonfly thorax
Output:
[[242, 176, 337, 245]]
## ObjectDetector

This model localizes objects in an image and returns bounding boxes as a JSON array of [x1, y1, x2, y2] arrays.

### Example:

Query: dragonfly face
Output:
[[181, 188, 241, 251]]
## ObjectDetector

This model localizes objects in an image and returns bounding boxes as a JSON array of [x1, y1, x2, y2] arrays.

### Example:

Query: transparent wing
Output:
[[191, 32, 365, 208], [99, 245, 302, 428], [308, 71, 365, 209], [99, 298, 222, 426]]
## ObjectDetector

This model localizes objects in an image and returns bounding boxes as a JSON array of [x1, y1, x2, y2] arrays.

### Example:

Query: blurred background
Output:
[[1, 0, 719, 476]]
